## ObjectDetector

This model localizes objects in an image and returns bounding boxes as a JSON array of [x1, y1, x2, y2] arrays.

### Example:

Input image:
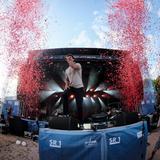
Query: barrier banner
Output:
[[2, 100, 20, 119], [21, 118, 48, 132], [105, 122, 147, 160], [39, 130, 103, 160], [39, 121, 147, 160]]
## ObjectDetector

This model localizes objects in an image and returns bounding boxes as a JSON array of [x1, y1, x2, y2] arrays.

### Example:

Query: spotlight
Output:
[[86, 94, 89, 98], [55, 94, 58, 98], [70, 94, 75, 99], [93, 94, 97, 98], [101, 94, 106, 98], [90, 88, 94, 92]]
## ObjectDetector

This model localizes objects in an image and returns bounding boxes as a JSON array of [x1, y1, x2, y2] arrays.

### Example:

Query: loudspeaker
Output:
[[91, 112, 107, 123], [125, 112, 139, 125], [9, 116, 24, 136], [115, 112, 140, 126], [49, 116, 78, 130], [115, 112, 126, 126]]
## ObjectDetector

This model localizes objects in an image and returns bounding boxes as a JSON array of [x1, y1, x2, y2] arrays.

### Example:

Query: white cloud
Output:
[[69, 30, 92, 47], [0, 62, 9, 100], [146, 1, 153, 12], [5, 76, 18, 98], [146, 34, 159, 58], [149, 62, 160, 79], [69, 2, 158, 80], [91, 14, 110, 48], [93, 11, 99, 16], [105, 1, 114, 15], [146, 34, 154, 54], [145, 34, 160, 79], [69, 11, 126, 49], [69, 13, 109, 48], [157, 8, 160, 17], [91, 13, 126, 49], [0, 58, 18, 100]]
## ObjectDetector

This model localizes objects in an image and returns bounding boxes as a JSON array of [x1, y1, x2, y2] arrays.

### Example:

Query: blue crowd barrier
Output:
[[2, 100, 21, 120], [39, 121, 147, 160], [21, 118, 48, 133], [104, 122, 147, 160]]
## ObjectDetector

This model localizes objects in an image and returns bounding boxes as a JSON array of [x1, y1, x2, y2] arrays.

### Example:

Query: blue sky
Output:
[[44, 0, 107, 48], [42, 0, 160, 78], [0, 0, 160, 99]]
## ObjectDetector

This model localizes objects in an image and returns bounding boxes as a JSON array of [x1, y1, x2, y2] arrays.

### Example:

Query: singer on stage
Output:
[[63, 54, 84, 126]]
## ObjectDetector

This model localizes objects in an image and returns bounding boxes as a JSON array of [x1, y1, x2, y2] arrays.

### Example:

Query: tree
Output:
[[153, 76, 160, 106]]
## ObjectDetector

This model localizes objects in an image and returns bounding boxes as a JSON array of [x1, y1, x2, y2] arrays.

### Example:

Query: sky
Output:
[[44, 0, 160, 77], [0, 0, 160, 99], [44, 0, 108, 48]]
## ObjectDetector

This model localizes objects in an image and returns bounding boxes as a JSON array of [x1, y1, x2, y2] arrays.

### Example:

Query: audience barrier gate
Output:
[[39, 121, 147, 160]]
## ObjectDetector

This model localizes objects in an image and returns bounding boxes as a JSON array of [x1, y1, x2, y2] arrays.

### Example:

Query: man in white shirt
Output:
[[63, 54, 84, 126]]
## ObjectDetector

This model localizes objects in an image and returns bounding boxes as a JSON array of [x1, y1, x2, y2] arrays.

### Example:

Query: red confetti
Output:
[[18, 53, 44, 117], [108, 0, 148, 111], [0, 0, 46, 115]]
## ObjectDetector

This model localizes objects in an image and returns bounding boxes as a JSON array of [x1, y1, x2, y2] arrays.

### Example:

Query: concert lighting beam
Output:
[[39, 91, 56, 101], [95, 83, 107, 91], [55, 97, 61, 107], [103, 90, 120, 98], [47, 80, 64, 92], [83, 97, 92, 106], [86, 69, 99, 91], [70, 98, 76, 106], [98, 97, 106, 110], [91, 97, 95, 104]]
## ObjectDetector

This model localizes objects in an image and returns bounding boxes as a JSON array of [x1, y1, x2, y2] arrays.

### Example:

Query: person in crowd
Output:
[[0, 114, 7, 134]]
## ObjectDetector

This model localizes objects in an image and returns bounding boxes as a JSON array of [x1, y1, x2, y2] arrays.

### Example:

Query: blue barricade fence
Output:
[[39, 121, 147, 160], [2, 100, 21, 120], [21, 118, 48, 133]]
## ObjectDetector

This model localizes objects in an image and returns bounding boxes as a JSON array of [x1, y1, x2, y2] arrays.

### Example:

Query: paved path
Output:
[[147, 128, 160, 160]]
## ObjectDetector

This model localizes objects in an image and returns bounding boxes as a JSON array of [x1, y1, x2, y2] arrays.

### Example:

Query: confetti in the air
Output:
[[108, 0, 148, 111], [0, 0, 46, 113]]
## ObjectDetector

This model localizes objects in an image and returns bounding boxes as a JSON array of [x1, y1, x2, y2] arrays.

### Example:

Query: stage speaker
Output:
[[9, 116, 24, 136], [115, 112, 140, 126], [49, 116, 78, 130], [125, 112, 139, 125], [115, 112, 126, 126], [91, 112, 107, 123]]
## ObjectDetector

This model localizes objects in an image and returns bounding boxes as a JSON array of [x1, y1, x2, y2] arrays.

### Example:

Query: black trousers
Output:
[[63, 87, 84, 124]]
